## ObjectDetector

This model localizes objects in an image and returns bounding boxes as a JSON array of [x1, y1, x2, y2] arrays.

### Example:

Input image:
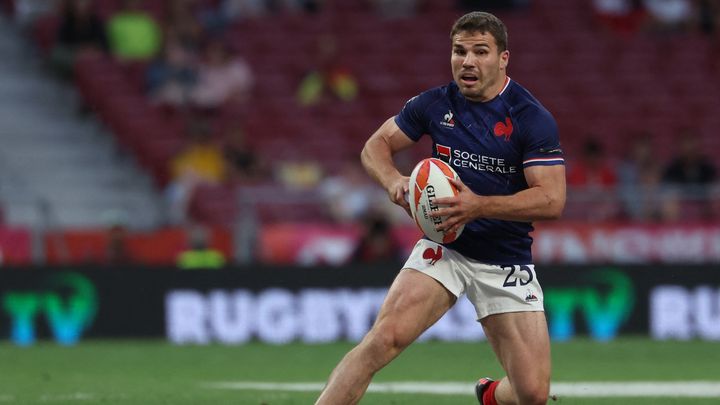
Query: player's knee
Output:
[[366, 323, 412, 357]]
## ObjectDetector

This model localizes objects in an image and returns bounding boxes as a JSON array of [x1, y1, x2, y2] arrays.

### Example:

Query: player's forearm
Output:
[[360, 136, 403, 190], [474, 186, 565, 222]]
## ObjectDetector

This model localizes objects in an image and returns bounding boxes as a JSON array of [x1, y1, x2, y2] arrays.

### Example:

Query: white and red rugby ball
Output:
[[408, 158, 464, 244]]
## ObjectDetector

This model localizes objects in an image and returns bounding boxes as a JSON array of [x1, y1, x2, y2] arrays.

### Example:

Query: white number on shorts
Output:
[[502, 265, 534, 287]]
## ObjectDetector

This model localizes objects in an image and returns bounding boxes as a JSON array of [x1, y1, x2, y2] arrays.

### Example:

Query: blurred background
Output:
[[1, 0, 719, 267], [0, 0, 719, 402]]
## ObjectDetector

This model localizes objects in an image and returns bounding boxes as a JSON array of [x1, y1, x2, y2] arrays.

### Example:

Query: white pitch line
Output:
[[39, 392, 95, 402], [551, 382, 720, 397], [203, 381, 720, 398]]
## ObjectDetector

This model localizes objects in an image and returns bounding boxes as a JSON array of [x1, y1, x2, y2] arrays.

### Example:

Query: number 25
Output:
[[502, 265, 534, 287]]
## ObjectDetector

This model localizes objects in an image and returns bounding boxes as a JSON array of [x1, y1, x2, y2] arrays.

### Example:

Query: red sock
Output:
[[482, 380, 500, 405]]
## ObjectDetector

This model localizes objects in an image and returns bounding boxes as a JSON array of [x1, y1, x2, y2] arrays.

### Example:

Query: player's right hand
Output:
[[386, 175, 411, 217]]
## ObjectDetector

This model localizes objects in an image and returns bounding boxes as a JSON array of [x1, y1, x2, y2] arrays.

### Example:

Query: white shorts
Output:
[[403, 239, 544, 320]]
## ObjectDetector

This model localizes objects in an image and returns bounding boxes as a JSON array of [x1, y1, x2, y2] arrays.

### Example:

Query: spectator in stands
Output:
[[698, 0, 720, 34], [100, 210, 132, 264], [350, 210, 403, 263], [146, 38, 198, 108], [51, 0, 107, 78], [642, 0, 694, 33], [190, 39, 254, 111], [268, 0, 322, 14], [177, 225, 226, 269], [222, 125, 264, 182], [200, 0, 267, 33], [662, 131, 716, 186], [297, 35, 358, 106], [166, 119, 227, 224], [320, 160, 383, 223], [617, 133, 662, 220], [107, 0, 162, 61], [11, 0, 58, 26], [567, 138, 619, 221], [276, 161, 324, 188], [202, 0, 321, 33], [659, 131, 717, 221], [298, 0, 322, 13], [220, 0, 268, 20], [164, 0, 205, 51], [591, 0, 646, 34], [171, 119, 227, 184], [105, 223, 130, 265], [567, 138, 617, 189]]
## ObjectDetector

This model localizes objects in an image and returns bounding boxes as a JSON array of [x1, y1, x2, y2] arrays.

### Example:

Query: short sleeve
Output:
[[520, 107, 565, 168], [394, 90, 439, 141]]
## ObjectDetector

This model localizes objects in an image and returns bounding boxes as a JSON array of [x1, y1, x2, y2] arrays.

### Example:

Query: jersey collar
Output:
[[498, 76, 511, 97]]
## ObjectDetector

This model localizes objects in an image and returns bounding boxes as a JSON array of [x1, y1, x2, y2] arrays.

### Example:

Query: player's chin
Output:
[[458, 87, 482, 100]]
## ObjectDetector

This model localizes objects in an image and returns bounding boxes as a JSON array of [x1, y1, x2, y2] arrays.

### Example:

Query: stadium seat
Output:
[[26, 0, 718, 226]]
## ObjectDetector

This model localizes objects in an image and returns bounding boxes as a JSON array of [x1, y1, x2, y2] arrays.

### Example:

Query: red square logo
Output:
[[436, 144, 451, 161]]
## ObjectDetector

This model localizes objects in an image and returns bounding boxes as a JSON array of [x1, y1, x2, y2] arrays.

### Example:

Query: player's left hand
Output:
[[431, 177, 481, 234]]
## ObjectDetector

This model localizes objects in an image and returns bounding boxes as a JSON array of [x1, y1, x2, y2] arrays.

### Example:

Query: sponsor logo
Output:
[[436, 144, 452, 162], [422, 246, 443, 265], [420, 186, 442, 228], [493, 117, 513, 141], [2, 273, 98, 346], [436, 145, 518, 174], [440, 110, 455, 128], [450, 149, 517, 174], [166, 288, 487, 344]]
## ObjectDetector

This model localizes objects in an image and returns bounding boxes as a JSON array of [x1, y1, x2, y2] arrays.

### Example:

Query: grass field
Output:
[[2, 337, 719, 404]]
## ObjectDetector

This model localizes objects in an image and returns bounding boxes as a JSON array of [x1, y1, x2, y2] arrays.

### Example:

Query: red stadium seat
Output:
[[27, 0, 716, 227]]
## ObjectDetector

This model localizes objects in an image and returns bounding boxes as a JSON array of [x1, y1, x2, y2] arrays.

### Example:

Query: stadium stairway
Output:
[[0, 15, 164, 230]]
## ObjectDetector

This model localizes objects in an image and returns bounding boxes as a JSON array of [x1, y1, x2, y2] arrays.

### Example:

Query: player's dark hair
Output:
[[450, 11, 508, 52]]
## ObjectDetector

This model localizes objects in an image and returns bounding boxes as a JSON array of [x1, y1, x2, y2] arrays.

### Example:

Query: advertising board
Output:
[[0, 265, 717, 345]]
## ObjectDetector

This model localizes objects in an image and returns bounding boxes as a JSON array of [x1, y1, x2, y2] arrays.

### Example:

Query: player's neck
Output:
[[469, 75, 510, 103], [486, 76, 509, 100]]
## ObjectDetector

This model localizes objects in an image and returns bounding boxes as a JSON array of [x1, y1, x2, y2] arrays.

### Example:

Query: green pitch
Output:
[[2, 337, 719, 404]]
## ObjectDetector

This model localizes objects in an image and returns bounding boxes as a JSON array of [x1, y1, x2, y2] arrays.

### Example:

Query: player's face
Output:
[[451, 31, 509, 102]]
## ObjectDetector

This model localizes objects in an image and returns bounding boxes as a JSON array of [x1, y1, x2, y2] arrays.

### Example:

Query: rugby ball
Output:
[[408, 158, 464, 244]]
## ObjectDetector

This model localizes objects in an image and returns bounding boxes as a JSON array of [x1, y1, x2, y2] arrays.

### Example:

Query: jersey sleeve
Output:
[[520, 107, 565, 168], [393, 90, 437, 141]]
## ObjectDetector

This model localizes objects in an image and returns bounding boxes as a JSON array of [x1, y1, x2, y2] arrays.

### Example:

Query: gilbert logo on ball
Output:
[[408, 158, 464, 244]]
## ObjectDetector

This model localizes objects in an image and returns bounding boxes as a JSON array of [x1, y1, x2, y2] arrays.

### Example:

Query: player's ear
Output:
[[499, 50, 509, 69]]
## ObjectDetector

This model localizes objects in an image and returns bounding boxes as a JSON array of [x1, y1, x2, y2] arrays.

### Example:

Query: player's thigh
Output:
[[371, 268, 456, 346], [481, 312, 551, 392]]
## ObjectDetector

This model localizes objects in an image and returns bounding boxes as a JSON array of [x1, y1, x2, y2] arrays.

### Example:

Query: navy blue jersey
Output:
[[395, 79, 564, 265]]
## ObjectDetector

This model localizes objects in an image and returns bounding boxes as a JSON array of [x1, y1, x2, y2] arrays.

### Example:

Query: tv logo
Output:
[[2, 273, 97, 346], [544, 270, 634, 341]]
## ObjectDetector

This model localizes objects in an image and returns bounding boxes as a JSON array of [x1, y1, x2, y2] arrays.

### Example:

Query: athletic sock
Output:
[[482, 380, 500, 405]]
